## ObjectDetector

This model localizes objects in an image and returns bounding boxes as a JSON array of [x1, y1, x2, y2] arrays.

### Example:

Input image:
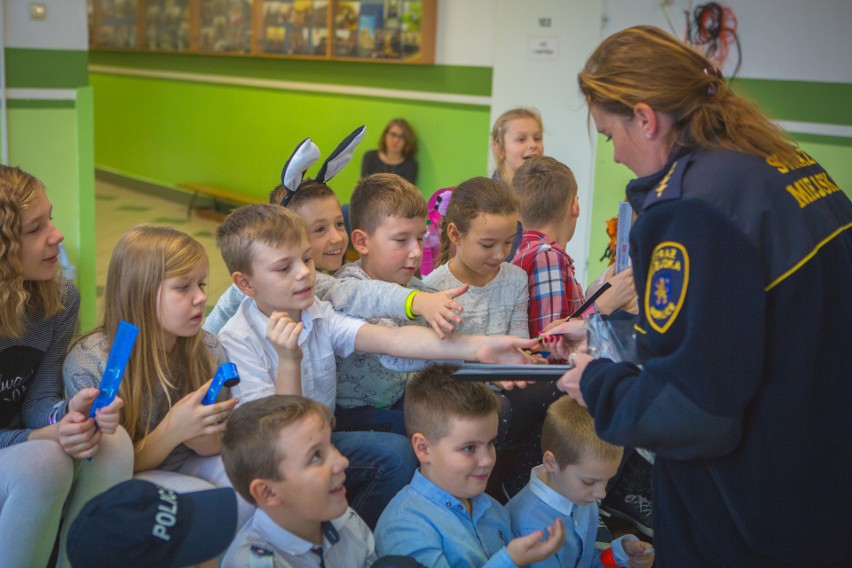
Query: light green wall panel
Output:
[[587, 136, 633, 286], [90, 73, 491, 202], [7, 92, 97, 331], [75, 88, 97, 332]]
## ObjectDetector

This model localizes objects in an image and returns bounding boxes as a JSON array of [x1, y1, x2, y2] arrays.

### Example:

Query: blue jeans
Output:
[[332, 430, 416, 529], [335, 398, 406, 435]]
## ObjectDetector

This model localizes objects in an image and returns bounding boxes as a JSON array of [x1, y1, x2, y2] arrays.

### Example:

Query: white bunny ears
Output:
[[278, 125, 366, 206]]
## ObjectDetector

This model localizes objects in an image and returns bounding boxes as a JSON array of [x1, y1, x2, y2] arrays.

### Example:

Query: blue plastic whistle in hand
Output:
[[89, 320, 139, 418], [202, 362, 241, 405]]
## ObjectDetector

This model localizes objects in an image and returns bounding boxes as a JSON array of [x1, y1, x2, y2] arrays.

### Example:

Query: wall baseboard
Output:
[[96, 167, 194, 206]]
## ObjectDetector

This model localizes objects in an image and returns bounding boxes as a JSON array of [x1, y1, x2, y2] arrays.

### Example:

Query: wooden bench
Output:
[[176, 182, 259, 219]]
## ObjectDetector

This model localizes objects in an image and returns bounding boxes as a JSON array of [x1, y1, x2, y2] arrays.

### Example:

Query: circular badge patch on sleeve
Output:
[[644, 241, 690, 333]]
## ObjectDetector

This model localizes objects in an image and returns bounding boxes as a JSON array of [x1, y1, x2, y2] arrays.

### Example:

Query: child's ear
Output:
[[570, 195, 580, 218], [249, 478, 282, 507], [492, 140, 505, 160], [350, 228, 370, 255], [446, 222, 462, 246], [232, 271, 257, 297], [411, 433, 431, 464], [542, 450, 559, 473]]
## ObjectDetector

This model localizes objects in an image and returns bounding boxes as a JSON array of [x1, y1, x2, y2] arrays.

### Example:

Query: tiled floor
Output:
[[94, 179, 233, 320]]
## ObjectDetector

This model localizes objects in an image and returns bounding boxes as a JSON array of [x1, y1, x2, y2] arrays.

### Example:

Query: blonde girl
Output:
[[63, 224, 252, 526], [491, 107, 544, 186], [0, 165, 132, 568]]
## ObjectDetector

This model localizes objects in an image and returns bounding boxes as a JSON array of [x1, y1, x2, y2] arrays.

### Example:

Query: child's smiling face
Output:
[[494, 116, 543, 179], [293, 195, 348, 272], [417, 413, 498, 511]]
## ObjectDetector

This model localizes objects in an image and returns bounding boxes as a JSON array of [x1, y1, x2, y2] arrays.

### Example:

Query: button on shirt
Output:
[[505, 465, 636, 568], [375, 470, 516, 568], [221, 507, 376, 567], [218, 297, 365, 408]]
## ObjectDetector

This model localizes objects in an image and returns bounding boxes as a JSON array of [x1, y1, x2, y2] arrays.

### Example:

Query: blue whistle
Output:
[[89, 320, 139, 418], [202, 362, 241, 405]]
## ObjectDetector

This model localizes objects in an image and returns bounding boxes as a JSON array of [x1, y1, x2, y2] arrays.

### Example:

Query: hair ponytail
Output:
[[579, 26, 798, 164]]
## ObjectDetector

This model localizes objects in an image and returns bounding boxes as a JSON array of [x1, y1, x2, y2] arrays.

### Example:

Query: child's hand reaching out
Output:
[[412, 284, 468, 339], [623, 539, 655, 568], [506, 518, 565, 566]]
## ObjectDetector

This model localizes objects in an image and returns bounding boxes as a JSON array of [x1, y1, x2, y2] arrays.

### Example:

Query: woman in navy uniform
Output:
[[555, 26, 852, 566]]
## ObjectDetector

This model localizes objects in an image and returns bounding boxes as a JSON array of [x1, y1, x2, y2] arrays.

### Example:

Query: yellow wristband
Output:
[[405, 290, 420, 320]]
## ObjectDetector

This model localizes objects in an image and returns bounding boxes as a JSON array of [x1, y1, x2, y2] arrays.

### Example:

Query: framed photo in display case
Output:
[[90, 0, 435, 63]]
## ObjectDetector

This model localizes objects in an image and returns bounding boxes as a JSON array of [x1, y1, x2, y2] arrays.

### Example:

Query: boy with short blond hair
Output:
[[220, 395, 377, 566], [505, 397, 655, 568], [215, 204, 536, 526], [333, 173, 468, 433], [375, 365, 565, 567]]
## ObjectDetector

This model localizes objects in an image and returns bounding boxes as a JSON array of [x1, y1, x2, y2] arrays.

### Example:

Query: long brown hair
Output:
[[81, 225, 216, 442], [438, 177, 518, 266], [578, 26, 798, 163], [0, 165, 63, 338]]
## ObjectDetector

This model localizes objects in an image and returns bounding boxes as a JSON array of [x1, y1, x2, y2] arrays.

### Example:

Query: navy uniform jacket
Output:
[[581, 147, 852, 566]]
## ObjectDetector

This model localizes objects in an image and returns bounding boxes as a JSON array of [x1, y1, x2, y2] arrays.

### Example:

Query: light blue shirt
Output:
[[505, 465, 636, 568], [375, 470, 517, 568], [220, 507, 376, 567]]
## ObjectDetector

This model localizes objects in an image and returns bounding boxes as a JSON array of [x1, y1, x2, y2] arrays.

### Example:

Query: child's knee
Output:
[[20, 440, 74, 495]]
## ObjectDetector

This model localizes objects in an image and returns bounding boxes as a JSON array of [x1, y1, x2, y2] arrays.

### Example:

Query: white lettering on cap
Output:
[[152, 487, 179, 541]]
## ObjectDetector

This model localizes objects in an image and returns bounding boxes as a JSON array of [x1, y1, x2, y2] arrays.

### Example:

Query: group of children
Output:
[[0, 107, 651, 567]]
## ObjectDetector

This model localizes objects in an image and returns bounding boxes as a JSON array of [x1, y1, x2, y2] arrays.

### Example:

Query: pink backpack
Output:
[[420, 187, 454, 277]]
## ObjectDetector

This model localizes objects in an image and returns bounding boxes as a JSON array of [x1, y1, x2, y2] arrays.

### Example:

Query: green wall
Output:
[[89, 52, 493, 201], [4, 48, 96, 331], [587, 79, 852, 285]]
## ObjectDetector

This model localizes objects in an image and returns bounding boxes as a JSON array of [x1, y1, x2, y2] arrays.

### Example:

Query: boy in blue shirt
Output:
[[375, 365, 564, 567], [506, 397, 654, 567]]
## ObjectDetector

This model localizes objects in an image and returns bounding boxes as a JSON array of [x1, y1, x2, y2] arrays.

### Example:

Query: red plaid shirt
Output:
[[512, 230, 585, 338]]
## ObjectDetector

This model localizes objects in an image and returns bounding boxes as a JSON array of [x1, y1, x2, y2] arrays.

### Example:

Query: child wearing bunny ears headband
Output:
[[204, 127, 367, 335]]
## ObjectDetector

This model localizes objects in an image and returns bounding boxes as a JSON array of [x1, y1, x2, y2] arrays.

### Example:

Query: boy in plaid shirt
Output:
[[512, 157, 635, 338]]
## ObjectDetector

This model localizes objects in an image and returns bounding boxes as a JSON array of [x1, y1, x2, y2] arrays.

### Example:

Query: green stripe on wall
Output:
[[5, 48, 89, 89], [7, 99, 76, 109], [89, 51, 492, 96], [733, 79, 852, 126]]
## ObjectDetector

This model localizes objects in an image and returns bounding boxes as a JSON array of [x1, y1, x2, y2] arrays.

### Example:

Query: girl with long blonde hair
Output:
[[63, 224, 252, 526]]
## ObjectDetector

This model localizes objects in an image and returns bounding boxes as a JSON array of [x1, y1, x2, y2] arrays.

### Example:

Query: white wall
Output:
[[4, 0, 87, 49], [435, 0, 493, 66], [601, 0, 852, 82], [487, 0, 605, 285]]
